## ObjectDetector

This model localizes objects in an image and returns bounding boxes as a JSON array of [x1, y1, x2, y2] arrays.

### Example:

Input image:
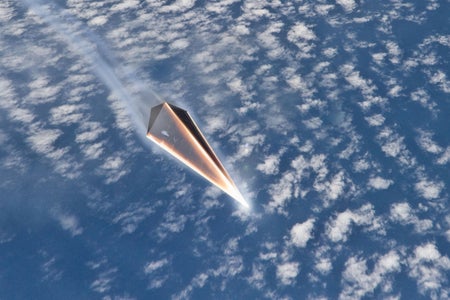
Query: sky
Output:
[[0, 0, 449, 299]]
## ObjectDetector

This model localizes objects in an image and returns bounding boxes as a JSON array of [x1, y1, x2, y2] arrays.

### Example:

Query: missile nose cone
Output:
[[233, 192, 250, 210]]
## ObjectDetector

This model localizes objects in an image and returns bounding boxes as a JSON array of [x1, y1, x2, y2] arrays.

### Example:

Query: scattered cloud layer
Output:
[[0, 0, 449, 298]]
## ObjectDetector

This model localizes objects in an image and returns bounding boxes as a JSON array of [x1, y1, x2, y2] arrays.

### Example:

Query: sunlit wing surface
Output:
[[146, 102, 249, 208]]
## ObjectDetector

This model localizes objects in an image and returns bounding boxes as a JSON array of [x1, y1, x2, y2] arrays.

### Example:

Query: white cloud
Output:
[[286, 22, 316, 58], [446, 229, 450, 242], [76, 121, 106, 143], [259, 251, 277, 261], [413, 219, 433, 233], [234, 133, 265, 160], [385, 41, 402, 64], [411, 88, 436, 111], [408, 243, 450, 296], [429, 70, 450, 93], [212, 255, 244, 277], [158, 211, 188, 239], [27, 128, 63, 156], [144, 258, 169, 274], [247, 263, 265, 289], [323, 47, 338, 58], [111, 0, 139, 12], [388, 85, 402, 97], [241, 1, 272, 21], [27, 75, 61, 104], [206, 0, 240, 14], [160, 0, 196, 13], [10, 108, 35, 124], [0, 78, 16, 110], [437, 147, 450, 165], [415, 179, 443, 200], [341, 64, 386, 110], [326, 171, 346, 200], [173, 273, 209, 300], [390, 202, 434, 233], [352, 157, 371, 173], [257, 154, 281, 175], [327, 210, 354, 243], [90, 268, 117, 293], [303, 117, 323, 129], [287, 22, 316, 41], [40, 256, 63, 282], [314, 171, 346, 202], [315, 4, 335, 15], [100, 155, 129, 184], [286, 74, 310, 94], [315, 258, 332, 275], [378, 128, 404, 158], [149, 276, 169, 289], [81, 142, 104, 160], [113, 203, 155, 234], [55, 212, 83, 236], [267, 171, 295, 212], [390, 202, 413, 223], [376, 127, 415, 167], [267, 154, 309, 213], [290, 218, 315, 248], [327, 204, 384, 243], [311, 153, 327, 176], [276, 262, 299, 285], [352, 204, 385, 234], [372, 52, 386, 64], [170, 38, 190, 50], [227, 77, 252, 99], [0, 2, 15, 22], [106, 90, 133, 133], [416, 130, 443, 154], [50, 104, 87, 125], [88, 15, 108, 26], [336, 0, 356, 12], [368, 176, 393, 190], [340, 251, 401, 299], [365, 114, 385, 127]]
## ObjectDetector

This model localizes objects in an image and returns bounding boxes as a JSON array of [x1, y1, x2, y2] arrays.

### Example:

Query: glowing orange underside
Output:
[[146, 103, 248, 208]]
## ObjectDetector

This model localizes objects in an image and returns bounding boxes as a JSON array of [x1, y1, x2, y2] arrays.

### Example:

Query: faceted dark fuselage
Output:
[[146, 102, 247, 208]]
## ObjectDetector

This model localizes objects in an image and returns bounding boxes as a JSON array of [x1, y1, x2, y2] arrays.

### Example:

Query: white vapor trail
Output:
[[21, 0, 162, 138]]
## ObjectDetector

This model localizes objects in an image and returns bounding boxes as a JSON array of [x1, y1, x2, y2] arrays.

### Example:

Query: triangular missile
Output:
[[146, 102, 249, 208]]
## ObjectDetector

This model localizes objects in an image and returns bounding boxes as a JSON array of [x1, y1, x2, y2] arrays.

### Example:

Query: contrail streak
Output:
[[21, 0, 161, 138]]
